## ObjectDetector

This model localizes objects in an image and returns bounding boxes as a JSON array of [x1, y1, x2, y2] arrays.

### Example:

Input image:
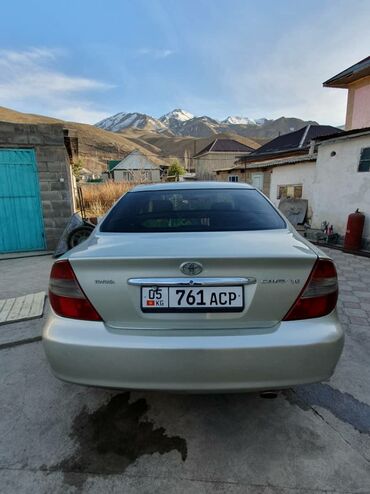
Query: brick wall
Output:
[[0, 122, 74, 250]]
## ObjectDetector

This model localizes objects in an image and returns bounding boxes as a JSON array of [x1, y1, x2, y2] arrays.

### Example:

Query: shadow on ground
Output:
[[284, 383, 370, 434], [46, 381, 370, 490]]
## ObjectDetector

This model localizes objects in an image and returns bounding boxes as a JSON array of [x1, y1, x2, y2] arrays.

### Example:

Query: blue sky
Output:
[[0, 0, 369, 125]]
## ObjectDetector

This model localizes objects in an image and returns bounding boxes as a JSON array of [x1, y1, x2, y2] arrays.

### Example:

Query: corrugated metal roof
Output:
[[312, 126, 370, 142], [248, 125, 342, 157], [245, 154, 316, 169], [107, 159, 121, 171], [216, 154, 316, 173], [111, 150, 162, 171]]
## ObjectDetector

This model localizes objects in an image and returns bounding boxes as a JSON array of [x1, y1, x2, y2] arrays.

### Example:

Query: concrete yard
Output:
[[0, 249, 369, 493]]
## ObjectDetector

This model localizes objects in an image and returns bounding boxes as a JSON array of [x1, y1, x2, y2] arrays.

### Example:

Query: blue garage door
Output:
[[0, 149, 45, 253]]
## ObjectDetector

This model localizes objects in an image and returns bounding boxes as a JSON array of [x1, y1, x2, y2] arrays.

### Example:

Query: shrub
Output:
[[78, 181, 138, 217], [167, 160, 186, 179]]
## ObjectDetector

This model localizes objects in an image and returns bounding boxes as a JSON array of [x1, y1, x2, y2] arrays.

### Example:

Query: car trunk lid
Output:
[[68, 230, 318, 329]]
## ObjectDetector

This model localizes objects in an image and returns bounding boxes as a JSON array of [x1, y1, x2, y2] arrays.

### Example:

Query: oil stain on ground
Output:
[[284, 383, 370, 434], [52, 392, 187, 488]]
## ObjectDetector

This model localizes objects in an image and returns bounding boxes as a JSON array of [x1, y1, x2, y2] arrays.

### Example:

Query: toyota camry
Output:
[[43, 182, 344, 391]]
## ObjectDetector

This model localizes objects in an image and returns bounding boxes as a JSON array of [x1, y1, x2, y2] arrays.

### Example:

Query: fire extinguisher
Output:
[[344, 209, 365, 251]]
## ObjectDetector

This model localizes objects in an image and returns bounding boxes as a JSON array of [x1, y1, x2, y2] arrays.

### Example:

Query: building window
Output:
[[228, 175, 239, 182], [358, 148, 370, 172], [277, 184, 303, 199]]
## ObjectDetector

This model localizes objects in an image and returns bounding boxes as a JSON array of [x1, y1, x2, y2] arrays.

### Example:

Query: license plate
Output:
[[141, 286, 244, 312]]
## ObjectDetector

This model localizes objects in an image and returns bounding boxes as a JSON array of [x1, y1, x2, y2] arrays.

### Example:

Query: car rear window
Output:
[[100, 188, 286, 233]]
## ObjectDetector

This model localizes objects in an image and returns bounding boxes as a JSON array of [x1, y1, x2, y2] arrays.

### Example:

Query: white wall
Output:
[[113, 151, 161, 183], [113, 169, 160, 182], [311, 135, 370, 241], [269, 162, 316, 208]]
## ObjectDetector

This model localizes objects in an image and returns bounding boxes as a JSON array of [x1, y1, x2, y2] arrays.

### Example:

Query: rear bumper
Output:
[[42, 312, 344, 392]]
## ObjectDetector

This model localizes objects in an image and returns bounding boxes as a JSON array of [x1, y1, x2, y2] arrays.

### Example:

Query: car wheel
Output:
[[67, 225, 94, 249]]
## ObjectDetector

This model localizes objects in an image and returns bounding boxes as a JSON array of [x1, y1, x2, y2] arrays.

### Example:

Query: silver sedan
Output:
[[43, 182, 344, 391]]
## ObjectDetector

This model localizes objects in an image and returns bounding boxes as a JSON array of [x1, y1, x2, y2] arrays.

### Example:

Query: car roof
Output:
[[130, 181, 254, 193]]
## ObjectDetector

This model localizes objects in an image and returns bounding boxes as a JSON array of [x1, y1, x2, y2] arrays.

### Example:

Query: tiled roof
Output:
[[193, 138, 254, 157], [323, 56, 370, 88]]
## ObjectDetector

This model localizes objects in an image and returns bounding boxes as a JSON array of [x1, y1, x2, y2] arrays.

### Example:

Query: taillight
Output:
[[48, 260, 102, 321], [283, 258, 338, 321]]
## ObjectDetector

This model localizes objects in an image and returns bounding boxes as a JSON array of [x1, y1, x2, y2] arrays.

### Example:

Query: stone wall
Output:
[[0, 122, 73, 250]]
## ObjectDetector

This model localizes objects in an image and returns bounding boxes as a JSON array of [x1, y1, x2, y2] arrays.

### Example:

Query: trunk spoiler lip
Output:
[[127, 277, 257, 287]]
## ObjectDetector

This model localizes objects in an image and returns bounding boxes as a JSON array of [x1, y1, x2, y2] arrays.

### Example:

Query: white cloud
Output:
[[0, 47, 112, 123], [212, 2, 370, 124], [137, 48, 175, 59]]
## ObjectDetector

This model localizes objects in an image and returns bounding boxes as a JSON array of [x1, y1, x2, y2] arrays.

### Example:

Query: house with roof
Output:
[[216, 125, 341, 198], [110, 150, 167, 183], [310, 58, 370, 247], [324, 56, 370, 130], [192, 138, 256, 180], [215, 56, 370, 248], [308, 126, 370, 247]]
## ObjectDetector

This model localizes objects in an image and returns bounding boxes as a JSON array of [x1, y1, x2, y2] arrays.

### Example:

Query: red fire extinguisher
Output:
[[344, 209, 365, 251]]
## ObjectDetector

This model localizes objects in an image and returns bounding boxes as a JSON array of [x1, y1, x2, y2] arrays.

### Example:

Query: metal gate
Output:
[[0, 149, 45, 253]]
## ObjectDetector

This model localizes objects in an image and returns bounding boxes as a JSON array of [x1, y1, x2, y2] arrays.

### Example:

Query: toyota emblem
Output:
[[180, 262, 203, 276]]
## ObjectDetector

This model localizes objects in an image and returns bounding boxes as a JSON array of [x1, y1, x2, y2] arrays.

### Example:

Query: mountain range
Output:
[[0, 105, 319, 174], [96, 109, 318, 140]]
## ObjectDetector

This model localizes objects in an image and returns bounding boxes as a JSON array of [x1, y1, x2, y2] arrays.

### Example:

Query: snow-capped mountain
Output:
[[158, 109, 195, 134], [159, 108, 194, 124], [255, 117, 268, 125], [96, 112, 128, 131], [222, 116, 253, 125], [96, 112, 167, 132], [222, 116, 268, 126], [95, 109, 317, 140]]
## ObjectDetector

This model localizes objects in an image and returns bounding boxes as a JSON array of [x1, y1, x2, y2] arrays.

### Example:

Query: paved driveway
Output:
[[0, 249, 369, 493]]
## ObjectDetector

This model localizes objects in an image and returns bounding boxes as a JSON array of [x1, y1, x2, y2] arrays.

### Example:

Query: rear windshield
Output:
[[100, 188, 286, 233]]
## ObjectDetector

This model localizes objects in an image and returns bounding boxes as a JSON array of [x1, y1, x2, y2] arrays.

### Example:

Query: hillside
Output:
[[118, 129, 260, 171], [0, 106, 261, 173], [0, 107, 169, 173], [130, 130, 260, 154]]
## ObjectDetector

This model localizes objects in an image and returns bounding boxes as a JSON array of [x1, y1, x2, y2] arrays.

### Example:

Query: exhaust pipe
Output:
[[260, 390, 278, 399]]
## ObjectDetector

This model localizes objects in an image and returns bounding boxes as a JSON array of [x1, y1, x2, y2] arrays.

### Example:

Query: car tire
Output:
[[67, 225, 94, 249]]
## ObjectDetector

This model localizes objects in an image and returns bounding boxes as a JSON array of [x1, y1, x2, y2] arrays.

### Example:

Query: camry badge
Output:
[[180, 262, 203, 276]]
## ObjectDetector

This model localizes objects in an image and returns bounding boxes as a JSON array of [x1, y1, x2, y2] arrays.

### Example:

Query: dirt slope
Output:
[[0, 107, 168, 172], [0, 107, 261, 173]]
